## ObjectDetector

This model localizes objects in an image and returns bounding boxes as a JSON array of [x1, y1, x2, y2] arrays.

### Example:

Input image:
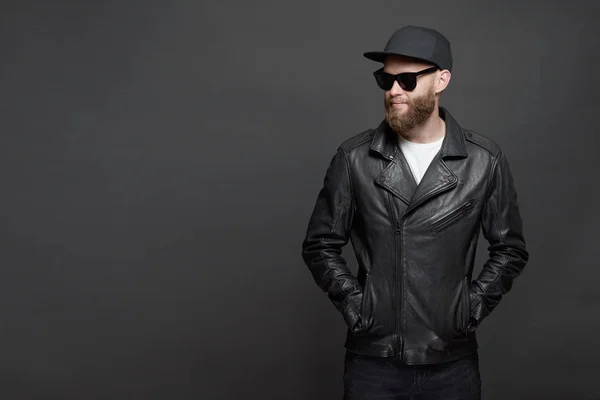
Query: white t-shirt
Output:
[[398, 135, 444, 185]]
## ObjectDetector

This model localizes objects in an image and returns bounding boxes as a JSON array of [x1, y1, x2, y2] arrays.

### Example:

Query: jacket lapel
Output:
[[371, 122, 417, 204], [406, 154, 456, 213], [375, 152, 417, 205]]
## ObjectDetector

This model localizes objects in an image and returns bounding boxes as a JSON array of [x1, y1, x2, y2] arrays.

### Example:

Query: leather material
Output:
[[301, 107, 528, 364]]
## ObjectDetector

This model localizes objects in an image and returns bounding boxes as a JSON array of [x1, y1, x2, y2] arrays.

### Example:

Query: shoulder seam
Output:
[[464, 129, 497, 156], [340, 129, 375, 151]]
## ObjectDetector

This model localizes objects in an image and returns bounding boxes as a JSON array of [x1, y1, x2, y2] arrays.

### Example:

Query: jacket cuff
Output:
[[469, 290, 486, 328]]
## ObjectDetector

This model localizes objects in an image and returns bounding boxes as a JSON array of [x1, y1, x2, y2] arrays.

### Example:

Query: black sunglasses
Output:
[[373, 66, 439, 91]]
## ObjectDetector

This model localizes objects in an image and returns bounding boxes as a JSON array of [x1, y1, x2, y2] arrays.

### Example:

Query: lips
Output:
[[389, 98, 408, 105]]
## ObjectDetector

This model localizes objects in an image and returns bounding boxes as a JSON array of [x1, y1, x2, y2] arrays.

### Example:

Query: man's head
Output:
[[380, 55, 450, 134], [363, 26, 453, 133]]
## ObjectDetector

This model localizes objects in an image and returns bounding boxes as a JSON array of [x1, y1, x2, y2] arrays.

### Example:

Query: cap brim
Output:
[[363, 51, 439, 68], [363, 51, 406, 63]]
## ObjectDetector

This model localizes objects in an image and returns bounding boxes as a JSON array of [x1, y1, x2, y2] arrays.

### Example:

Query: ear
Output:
[[434, 70, 451, 94]]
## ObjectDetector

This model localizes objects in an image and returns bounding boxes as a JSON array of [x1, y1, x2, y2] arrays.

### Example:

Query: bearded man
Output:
[[301, 25, 529, 400]]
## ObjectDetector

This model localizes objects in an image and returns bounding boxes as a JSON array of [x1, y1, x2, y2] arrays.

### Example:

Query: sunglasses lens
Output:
[[398, 74, 417, 91], [374, 72, 393, 90]]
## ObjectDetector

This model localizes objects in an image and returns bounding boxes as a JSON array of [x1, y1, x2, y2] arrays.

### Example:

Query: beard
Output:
[[384, 85, 436, 134]]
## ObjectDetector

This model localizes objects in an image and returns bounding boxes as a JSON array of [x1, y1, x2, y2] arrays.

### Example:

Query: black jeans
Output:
[[343, 350, 481, 400]]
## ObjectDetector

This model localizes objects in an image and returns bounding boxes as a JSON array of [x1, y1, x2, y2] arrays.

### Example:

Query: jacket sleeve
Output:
[[301, 147, 364, 332], [468, 148, 529, 330]]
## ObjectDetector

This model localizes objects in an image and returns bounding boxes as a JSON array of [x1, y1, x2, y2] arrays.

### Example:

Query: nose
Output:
[[388, 79, 405, 96]]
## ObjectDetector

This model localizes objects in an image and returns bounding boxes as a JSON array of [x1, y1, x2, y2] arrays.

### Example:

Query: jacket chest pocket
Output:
[[430, 199, 476, 232]]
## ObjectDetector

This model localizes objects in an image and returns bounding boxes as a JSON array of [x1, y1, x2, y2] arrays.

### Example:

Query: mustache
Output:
[[387, 96, 410, 105]]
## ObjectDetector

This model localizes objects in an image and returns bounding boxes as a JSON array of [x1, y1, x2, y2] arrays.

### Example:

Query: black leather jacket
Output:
[[301, 107, 528, 364]]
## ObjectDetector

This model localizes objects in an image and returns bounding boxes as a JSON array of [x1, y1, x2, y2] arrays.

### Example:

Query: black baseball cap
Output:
[[363, 26, 453, 72]]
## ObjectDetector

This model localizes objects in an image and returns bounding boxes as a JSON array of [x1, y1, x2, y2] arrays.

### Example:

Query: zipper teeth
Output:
[[400, 222, 405, 359], [462, 276, 469, 332], [431, 200, 475, 231], [395, 220, 401, 358]]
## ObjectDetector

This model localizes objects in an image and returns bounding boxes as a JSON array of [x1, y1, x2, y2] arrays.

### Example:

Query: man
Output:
[[301, 25, 529, 399]]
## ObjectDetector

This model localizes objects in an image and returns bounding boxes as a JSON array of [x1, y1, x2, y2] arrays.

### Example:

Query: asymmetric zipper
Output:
[[394, 176, 459, 360], [395, 219, 402, 358]]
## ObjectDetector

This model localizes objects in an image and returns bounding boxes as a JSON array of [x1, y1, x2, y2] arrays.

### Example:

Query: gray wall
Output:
[[1, 1, 598, 399]]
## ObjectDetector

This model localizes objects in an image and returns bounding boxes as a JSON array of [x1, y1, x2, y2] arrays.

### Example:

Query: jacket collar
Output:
[[370, 106, 468, 160]]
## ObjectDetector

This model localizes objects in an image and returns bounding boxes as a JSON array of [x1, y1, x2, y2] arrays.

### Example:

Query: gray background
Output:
[[1, 1, 598, 399]]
